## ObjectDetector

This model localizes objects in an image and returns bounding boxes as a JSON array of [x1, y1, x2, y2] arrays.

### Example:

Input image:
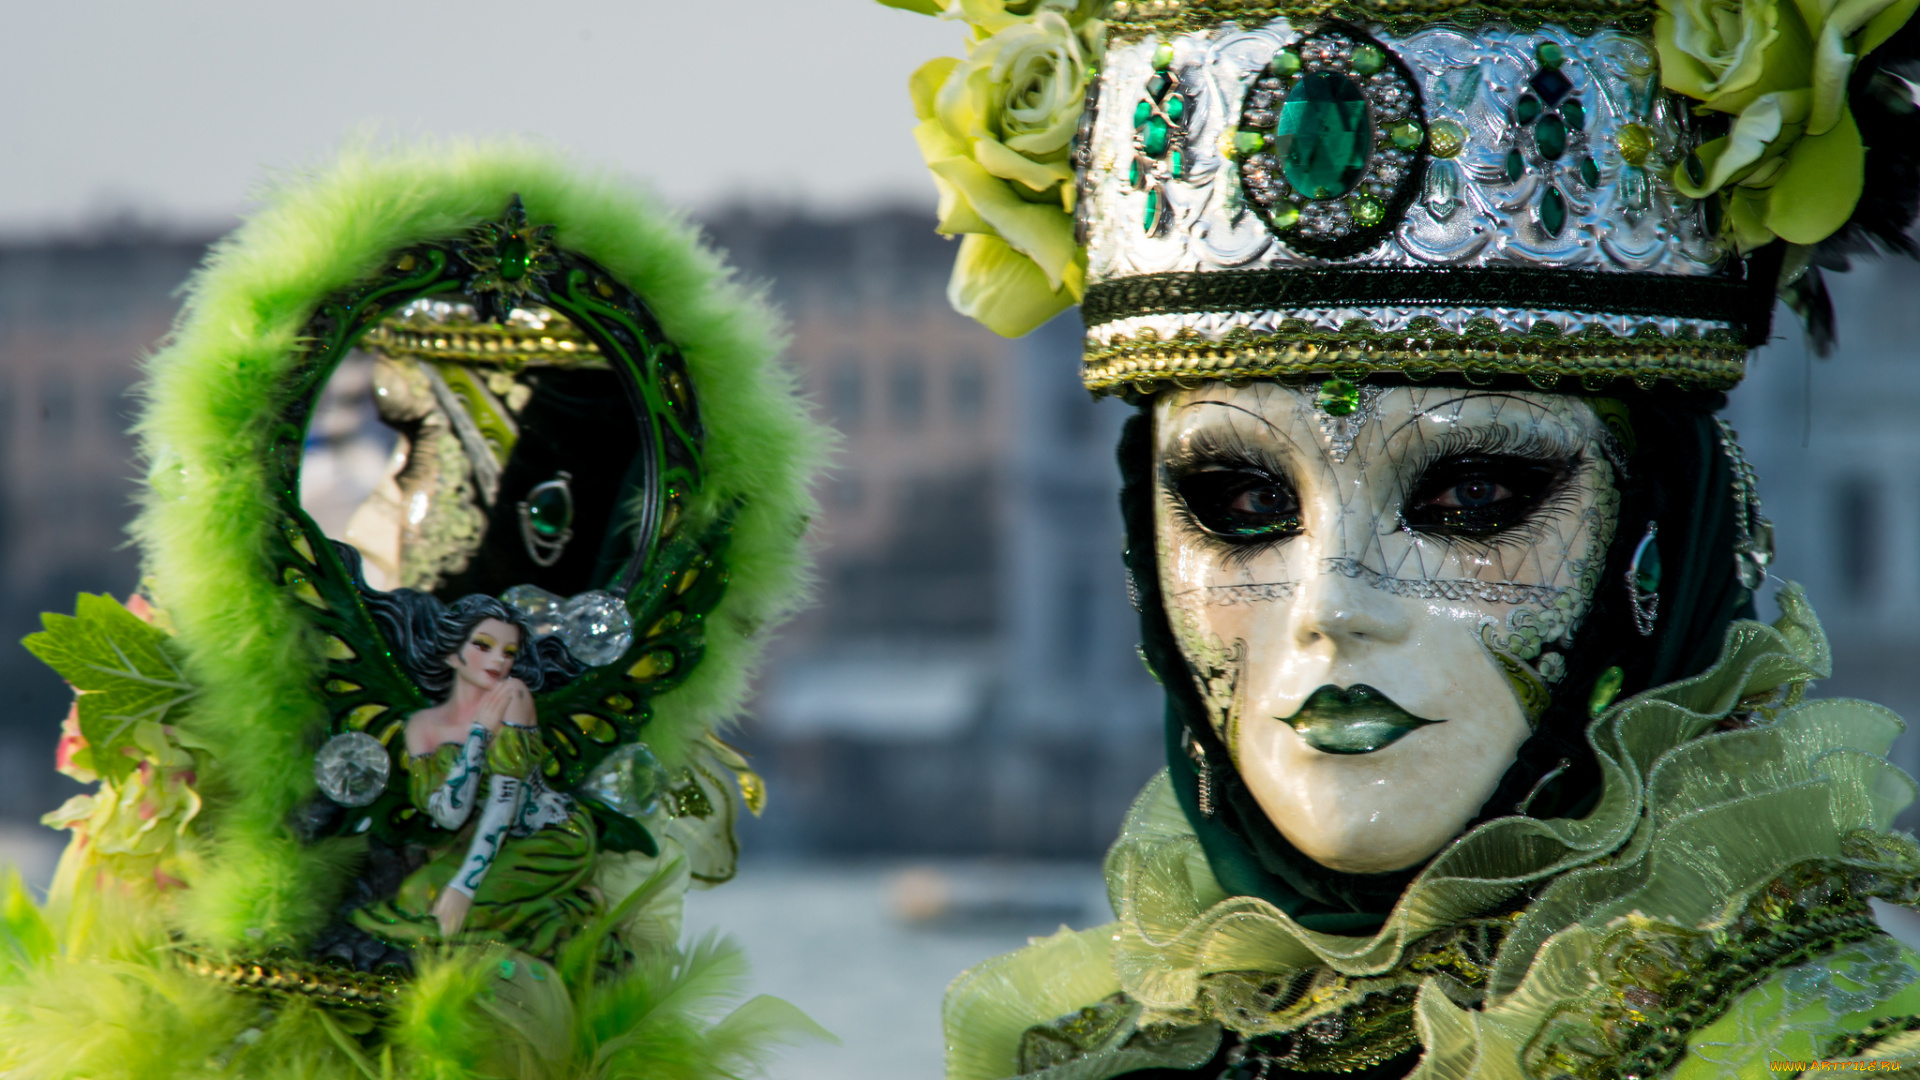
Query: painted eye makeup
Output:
[[1174, 467, 1303, 541], [1403, 454, 1568, 535]]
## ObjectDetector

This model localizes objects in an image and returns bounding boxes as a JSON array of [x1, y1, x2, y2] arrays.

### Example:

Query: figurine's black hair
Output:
[[335, 540, 583, 698]]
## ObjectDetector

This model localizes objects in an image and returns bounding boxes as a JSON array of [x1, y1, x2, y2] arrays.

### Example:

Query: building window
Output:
[[829, 362, 863, 432], [1835, 477, 1881, 601], [952, 359, 984, 425], [891, 363, 924, 426]]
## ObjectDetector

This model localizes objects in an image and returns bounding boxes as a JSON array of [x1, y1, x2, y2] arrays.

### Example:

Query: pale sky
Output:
[[0, 1, 959, 236]]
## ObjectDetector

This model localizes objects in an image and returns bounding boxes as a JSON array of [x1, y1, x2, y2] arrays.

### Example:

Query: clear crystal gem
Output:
[[580, 742, 670, 821], [504, 585, 635, 666], [315, 732, 390, 807], [557, 590, 634, 666]]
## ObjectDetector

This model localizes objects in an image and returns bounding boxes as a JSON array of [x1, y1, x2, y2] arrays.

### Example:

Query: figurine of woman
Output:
[[351, 591, 596, 957]]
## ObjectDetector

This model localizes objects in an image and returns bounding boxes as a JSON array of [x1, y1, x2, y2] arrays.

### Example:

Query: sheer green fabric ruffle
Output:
[[943, 586, 1917, 1080]]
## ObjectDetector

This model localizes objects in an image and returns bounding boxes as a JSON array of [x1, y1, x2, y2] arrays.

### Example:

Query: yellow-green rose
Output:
[[907, 5, 1099, 336], [1659, 0, 1920, 249]]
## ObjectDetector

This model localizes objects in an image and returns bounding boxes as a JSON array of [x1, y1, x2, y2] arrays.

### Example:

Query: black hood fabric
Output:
[[1118, 386, 1758, 934]]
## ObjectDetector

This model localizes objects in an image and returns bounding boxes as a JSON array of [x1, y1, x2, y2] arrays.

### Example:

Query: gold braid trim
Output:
[[1083, 326, 1747, 396], [1105, 0, 1655, 33], [362, 318, 606, 371], [179, 951, 404, 1013]]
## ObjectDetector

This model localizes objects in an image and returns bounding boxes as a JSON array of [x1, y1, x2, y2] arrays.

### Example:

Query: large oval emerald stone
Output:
[[1274, 72, 1372, 200]]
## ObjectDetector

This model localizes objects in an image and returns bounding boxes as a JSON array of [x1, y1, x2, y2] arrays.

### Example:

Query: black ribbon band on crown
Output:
[[1081, 265, 1777, 346]]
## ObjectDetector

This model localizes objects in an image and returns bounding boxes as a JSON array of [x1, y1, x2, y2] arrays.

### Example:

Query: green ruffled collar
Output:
[[943, 586, 1915, 1080]]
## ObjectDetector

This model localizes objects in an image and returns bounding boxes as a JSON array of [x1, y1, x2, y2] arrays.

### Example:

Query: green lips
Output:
[[1279, 684, 1445, 754]]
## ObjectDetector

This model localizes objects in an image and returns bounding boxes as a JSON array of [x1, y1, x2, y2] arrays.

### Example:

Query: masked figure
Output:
[[3, 144, 826, 1078], [886, 0, 1920, 1075]]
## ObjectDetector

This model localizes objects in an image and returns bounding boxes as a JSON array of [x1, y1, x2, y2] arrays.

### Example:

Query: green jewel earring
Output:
[[1626, 521, 1660, 636], [517, 471, 575, 568]]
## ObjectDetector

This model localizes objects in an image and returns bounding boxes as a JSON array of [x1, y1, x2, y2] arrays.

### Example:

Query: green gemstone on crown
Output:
[[1165, 94, 1187, 124], [1505, 149, 1525, 182], [1233, 129, 1269, 156], [1269, 202, 1301, 229], [1517, 94, 1542, 124], [1152, 41, 1174, 70], [1561, 98, 1585, 129], [1580, 155, 1600, 187], [1269, 49, 1302, 76], [1350, 45, 1384, 75], [1134, 99, 1151, 128], [1143, 115, 1171, 156], [1144, 187, 1165, 232], [1316, 377, 1361, 416], [1389, 120, 1423, 150], [1540, 186, 1568, 237], [1536, 41, 1567, 68], [1274, 72, 1372, 200], [1169, 149, 1185, 179], [1349, 194, 1386, 227], [1147, 72, 1171, 101], [1536, 113, 1568, 159]]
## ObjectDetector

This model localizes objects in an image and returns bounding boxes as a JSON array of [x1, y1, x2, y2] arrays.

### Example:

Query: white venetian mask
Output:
[[1152, 384, 1620, 874]]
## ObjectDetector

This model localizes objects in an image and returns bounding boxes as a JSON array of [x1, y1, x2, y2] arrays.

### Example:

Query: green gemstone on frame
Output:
[[1561, 99, 1585, 129], [1389, 121, 1423, 150], [1134, 99, 1151, 128], [1517, 95, 1542, 124], [1147, 72, 1171, 100], [1144, 187, 1165, 232], [1580, 155, 1600, 187], [1152, 41, 1175, 70], [1233, 129, 1269, 156], [498, 236, 530, 281], [1165, 94, 1187, 124], [1505, 149, 1525, 182], [1169, 149, 1185, 178], [1269, 202, 1301, 229], [1350, 45, 1385, 74], [1269, 50, 1302, 76], [1349, 194, 1386, 227], [1536, 41, 1567, 68]]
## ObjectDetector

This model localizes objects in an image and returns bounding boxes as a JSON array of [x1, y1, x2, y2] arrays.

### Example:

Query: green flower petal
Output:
[[1858, 0, 1920, 53], [1763, 107, 1866, 243], [876, 0, 945, 14], [948, 233, 1080, 338], [928, 155, 1080, 286], [1676, 90, 1809, 196]]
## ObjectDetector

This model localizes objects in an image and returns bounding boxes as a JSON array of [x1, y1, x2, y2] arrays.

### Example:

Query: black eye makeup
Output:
[[1402, 420, 1579, 537], [1165, 429, 1303, 545]]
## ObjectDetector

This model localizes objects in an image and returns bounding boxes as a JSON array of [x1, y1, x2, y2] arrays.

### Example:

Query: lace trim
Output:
[[1524, 838, 1920, 1079]]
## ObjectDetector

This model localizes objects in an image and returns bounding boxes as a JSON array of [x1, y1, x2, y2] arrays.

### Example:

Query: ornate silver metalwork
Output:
[[1082, 23, 1725, 283], [1087, 305, 1735, 349]]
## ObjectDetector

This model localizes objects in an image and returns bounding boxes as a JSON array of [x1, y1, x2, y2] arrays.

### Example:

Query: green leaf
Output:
[[0, 866, 54, 981], [22, 593, 198, 782], [876, 0, 944, 13]]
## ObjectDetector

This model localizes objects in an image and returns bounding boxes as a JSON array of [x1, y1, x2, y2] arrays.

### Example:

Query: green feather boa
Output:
[[0, 140, 829, 1078]]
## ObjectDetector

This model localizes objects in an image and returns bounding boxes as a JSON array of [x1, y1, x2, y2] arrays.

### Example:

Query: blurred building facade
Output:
[[3, 218, 1919, 850], [0, 237, 204, 818]]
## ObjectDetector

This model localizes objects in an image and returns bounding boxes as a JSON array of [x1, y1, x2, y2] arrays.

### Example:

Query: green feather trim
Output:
[[126, 139, 825, 950]]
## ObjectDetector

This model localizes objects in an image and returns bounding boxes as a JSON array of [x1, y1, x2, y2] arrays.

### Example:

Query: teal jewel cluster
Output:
[[1233, 26, 1426, 256], [1131, 41, 1190, 234], [1502, 41, 1602, 239]]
